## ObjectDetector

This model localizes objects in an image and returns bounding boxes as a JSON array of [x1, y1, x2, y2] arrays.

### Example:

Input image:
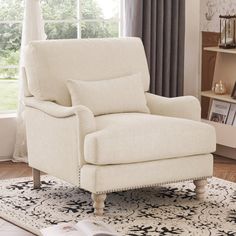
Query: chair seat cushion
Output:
[[84, 113, 216, 165]]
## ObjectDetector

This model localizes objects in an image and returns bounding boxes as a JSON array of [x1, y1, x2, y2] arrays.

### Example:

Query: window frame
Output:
[[0, 0, 123, 113], [43, 1, 123, 39]]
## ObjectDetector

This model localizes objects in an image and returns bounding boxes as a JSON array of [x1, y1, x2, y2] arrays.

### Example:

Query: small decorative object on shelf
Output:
[[219, 15, 236, 49], [212, 80, 227, 94], [231, 81, 236, 99]]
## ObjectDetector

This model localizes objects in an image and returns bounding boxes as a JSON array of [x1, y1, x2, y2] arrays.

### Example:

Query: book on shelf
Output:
[[233, 115, 236, 127], [40, 220, 120, 236], [226, 104, 236, 125], [209, 100, 231, 124]]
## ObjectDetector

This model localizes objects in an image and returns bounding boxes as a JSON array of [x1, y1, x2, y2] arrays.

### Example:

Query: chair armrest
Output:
[[24, 97, 93, 118], [146, 92, 201, 121], [25, 97, 96, 181]]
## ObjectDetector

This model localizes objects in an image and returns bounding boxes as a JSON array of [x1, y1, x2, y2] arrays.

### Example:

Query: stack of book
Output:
[[209, 99, 236, 126]]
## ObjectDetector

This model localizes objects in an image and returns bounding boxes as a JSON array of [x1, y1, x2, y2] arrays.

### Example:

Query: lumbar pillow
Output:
[[67, 74, 150, 116]]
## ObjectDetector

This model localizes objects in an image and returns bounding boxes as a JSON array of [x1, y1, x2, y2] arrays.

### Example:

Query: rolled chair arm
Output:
[[25, 97, 96, 176], [146, 92, 201, 121], [24, 97, 94, 119]]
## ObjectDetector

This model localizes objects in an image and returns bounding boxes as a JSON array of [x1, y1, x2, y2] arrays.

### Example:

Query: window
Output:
[[0, 0, 24, 112], [0, 0, 122, 112], [42, 0, 122, 40]]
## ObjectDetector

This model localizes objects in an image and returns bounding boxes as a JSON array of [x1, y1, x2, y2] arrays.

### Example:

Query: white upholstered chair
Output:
[[24, 38, 216, 215]]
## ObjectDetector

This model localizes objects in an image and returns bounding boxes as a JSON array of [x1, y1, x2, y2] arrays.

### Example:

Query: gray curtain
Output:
[[125, 0, 185, 97]]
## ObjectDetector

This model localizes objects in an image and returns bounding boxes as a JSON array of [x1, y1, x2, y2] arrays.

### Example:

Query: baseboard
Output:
[[215, 144, 236, 160], [0, 157, 12, 162]]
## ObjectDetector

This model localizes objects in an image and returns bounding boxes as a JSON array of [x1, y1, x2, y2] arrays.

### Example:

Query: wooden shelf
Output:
[[204, 46, 236, 54], [202, 119, 236, 148], [202, 37, 236, 152], [201, 90, 236, 104]]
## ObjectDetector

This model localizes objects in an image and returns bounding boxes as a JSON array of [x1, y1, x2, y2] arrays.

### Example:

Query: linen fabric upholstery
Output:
[[25, 97, 96, 180], [25, 97, 95, 119], [26, 107, 80, 185], [24, 38, 215, 204], [146, 93, 201, 121], [67, 74, 150, 116], [80, 154, 213, 193], [84, 113, 216, 165], [24, 38, 150, 106]]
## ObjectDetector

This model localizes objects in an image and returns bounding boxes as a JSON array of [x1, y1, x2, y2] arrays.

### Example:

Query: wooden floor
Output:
[[0, 155, 236, 235], [213, 156, 236, 182]]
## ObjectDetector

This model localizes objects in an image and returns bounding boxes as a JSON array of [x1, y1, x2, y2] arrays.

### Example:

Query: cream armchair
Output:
[[24, 38, 216, 216]]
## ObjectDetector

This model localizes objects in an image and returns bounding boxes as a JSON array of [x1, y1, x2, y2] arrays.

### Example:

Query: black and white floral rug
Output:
[[0, 176, 236, 236]]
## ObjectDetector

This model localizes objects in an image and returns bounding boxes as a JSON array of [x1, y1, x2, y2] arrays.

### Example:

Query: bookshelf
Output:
[[204, 47, 236, 54], [201, 90, 236, 104], [202, 46, 236, 159]]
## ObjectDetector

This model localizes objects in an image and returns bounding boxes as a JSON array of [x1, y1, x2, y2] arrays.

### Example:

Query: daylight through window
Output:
[[0, 0, 122, 112]]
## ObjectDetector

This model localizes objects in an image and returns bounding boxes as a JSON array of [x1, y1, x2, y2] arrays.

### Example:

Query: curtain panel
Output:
[[124, 0, 185, 97], [13, 0, 46, 162]]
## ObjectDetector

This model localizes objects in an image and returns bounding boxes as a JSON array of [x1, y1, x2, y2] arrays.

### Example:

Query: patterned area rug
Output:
[[0, 176, 236, 236]]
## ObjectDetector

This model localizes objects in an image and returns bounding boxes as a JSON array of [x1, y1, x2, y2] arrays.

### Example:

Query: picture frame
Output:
[[209, 99, 231, 124], [231, 82, 236, 99]]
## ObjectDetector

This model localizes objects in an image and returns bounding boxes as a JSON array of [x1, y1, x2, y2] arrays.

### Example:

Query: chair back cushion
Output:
[[24, 37, 150, 106], [67, 73, 150, 116]]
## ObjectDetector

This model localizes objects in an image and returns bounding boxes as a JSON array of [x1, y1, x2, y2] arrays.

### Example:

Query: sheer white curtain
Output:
[[13, 0, 46, 162]]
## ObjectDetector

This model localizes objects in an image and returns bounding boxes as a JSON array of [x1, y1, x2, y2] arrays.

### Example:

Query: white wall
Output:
[[0, 115, 16, 160], [184, 0, 201, 97], [201, 0, 236, 32]]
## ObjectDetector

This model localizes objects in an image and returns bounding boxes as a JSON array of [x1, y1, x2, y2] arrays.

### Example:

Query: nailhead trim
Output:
[[78, 167, 81, 186], [94, 176, 212, 194]]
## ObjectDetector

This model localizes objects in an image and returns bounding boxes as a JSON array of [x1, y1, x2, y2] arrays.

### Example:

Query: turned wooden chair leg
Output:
[[91, 193, 107, 216], [193, 179, 207, 200], [32, 168, 41, 189]]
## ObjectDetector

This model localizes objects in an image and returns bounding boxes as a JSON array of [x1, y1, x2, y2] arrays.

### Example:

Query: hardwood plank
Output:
[[0, 161, 32, 179], [214, 155, 236, 182]]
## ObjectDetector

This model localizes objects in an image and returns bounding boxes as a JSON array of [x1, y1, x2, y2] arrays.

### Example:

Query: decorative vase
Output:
[[213, 80, 227, 95]]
